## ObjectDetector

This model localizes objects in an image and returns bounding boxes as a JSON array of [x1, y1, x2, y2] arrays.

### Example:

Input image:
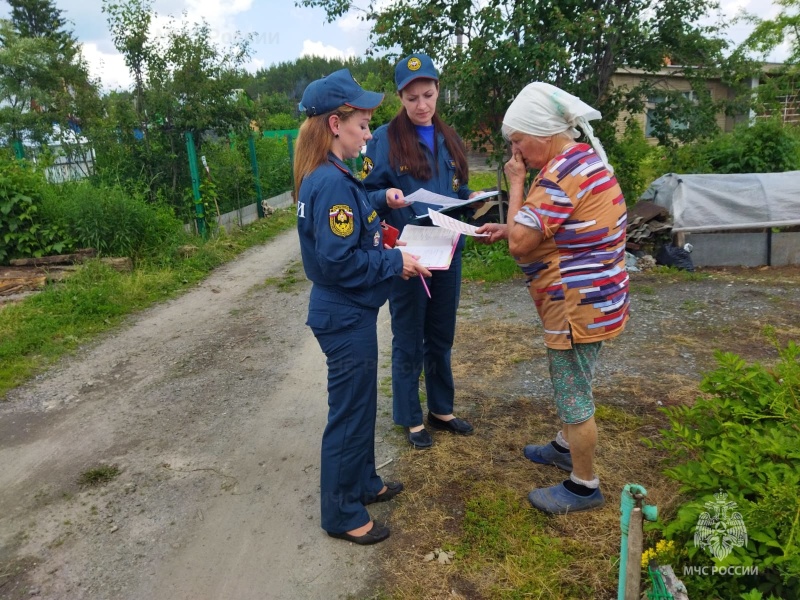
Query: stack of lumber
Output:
[[1, 250, 132, 303]]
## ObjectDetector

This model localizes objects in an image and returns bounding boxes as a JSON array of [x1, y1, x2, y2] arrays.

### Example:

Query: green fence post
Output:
[[249, 133, 264, 218], [185, 131, 206, 238], [12, 139, 25, 160]]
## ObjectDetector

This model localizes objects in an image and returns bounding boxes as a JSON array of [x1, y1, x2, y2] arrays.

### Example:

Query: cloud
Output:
[[300, 40, 356, 61], [337, 13, 363, 33], [80, 42, 133, 91]]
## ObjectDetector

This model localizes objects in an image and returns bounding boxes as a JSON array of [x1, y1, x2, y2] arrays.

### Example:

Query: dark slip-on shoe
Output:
[[406, 427, 433, 449], [427, 412, 474, 435], [327, 521, 390, 545], [364, 481, 404, 505]]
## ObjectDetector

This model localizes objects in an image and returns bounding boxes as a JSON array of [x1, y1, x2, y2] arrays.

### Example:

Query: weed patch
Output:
[[78, 464, 120, 487]]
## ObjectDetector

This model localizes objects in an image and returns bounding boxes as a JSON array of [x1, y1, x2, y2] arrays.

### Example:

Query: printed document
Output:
[[398, 225, 460, 270], [404, 188, 499, 211], [427, 209, 489, 236]]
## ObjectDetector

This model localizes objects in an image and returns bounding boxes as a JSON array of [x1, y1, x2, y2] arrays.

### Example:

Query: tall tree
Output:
[[737, 0, 800, 118], [8, 0, 69, 42], [299, 0, 758, 154], [99, 0, 256, 206], [0, 0, 99, 164]]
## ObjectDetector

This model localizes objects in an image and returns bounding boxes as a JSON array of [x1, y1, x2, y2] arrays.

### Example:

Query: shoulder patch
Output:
[[329, 204, 354, 237], [361, 156, 374, 178]]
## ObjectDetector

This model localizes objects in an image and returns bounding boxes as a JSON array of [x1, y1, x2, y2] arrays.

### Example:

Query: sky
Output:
[[0, 0, 791, 91]]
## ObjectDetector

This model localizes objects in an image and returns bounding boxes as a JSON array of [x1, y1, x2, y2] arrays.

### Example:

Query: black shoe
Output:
[[406, 427, 433, 449], [327, 520, 390, 545], [427, 412, 474, 435], [365, 481, 404, 505]]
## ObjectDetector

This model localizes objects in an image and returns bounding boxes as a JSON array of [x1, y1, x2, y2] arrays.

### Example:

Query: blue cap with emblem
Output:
[[299, 68, 384, 117], [395, 53, 439, 91]]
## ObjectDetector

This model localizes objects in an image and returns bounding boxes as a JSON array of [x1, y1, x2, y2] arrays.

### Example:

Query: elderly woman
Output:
[[477, 82, 629, 514]]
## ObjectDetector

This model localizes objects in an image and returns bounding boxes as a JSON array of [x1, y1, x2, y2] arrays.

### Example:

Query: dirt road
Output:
[[0, 230, 400, 600]]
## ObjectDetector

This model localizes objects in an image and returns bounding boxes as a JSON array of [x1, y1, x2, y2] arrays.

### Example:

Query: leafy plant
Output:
[[0, 158, 71, 262], [649, 341, 800, 598], [664, 119, 800, 175], [39, 181, 186, 260], [606, 120, 656, 204]]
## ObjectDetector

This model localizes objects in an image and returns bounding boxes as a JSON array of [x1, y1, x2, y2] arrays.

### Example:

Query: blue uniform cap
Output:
[[395, 53, 439, 91], [299, 68, 384, 117]]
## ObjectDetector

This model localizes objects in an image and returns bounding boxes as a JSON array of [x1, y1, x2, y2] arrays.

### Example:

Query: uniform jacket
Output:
[[297, 153, 404, 309], [362, 124, 473, 240]]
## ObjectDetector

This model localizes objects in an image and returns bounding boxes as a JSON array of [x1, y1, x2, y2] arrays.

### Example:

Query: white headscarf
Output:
[[502, 82, 613, 174]]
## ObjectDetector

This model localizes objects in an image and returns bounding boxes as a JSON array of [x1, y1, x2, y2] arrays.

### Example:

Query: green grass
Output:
[[650, 266, 709, 281], [0, 209, 297, 399], [681, 299, 706, 312], [78, 464, 120, 486], [263, 260, 305, 292], [456, 486, 598, 598], [469, 171, 502, 191], [462, 237, 519, 282], [630, 284, 655, 295]]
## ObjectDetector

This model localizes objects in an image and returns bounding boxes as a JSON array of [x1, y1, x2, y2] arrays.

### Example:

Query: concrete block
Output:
[[770, 232, 800, 267], [687, 232, 768, 267]]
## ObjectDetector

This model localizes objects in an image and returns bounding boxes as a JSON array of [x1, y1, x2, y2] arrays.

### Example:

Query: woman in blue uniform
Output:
[[295, 69, 430, 545], [362, 54, 481, 449]]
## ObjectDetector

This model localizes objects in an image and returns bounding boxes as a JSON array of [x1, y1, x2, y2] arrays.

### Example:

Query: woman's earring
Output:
[[334, 133, 339, 138]]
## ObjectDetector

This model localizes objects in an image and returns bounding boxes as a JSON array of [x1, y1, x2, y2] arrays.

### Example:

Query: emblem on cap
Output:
[[329, 204, 354, 237], [407, 57, 421, 71]]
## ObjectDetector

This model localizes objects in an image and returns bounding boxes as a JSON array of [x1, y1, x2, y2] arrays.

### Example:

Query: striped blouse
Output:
[[515, 143, 629, 350]]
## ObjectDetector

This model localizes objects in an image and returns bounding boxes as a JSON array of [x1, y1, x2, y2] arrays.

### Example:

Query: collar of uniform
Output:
[[328, 152, 354, 176]]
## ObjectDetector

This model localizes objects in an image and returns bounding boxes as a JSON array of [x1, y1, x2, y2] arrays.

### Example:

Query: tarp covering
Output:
[[640, 172, 800, 232]]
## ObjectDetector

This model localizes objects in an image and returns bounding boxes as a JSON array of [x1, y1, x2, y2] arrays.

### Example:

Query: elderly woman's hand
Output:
[[504, 152, 527, 188], [474, 223, 508, 244]]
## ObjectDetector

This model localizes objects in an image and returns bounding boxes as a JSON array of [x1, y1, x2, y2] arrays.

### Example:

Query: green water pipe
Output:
[[619, 484, 658, 600]]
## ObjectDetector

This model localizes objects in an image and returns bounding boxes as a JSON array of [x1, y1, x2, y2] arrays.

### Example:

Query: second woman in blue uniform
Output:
[[363, 54, 482, 449]]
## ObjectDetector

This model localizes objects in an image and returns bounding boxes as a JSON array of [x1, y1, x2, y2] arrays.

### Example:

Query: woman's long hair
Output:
[[387, 96, 469, 184], [293, 106, 361, 195]]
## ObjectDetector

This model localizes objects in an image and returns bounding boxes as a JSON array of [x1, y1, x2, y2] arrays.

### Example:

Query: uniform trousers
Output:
[[308, 298, 384, 533], [389, 254, 462, 427]]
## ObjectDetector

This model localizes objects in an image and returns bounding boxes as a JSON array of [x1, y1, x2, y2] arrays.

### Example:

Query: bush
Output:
[[650, 340, 800, 599], [254, 136, 292, 198], [663, 119, 800, 175], [199, 137, 254, 215], [0, 157, 72, 263], [606, 120, 656, 204], [39, 182, 186, 260]]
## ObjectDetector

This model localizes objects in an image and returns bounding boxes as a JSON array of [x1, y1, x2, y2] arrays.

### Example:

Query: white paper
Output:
[[398, 224, 460, 269], [404, 188, 499, 209], [427, 209, 489, 236]]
